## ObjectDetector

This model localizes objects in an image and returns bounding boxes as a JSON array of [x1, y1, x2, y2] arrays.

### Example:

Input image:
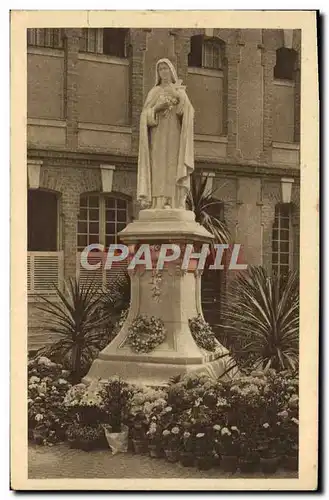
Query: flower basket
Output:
[[103, 424, 129, 455], [220, 455, 239, 473], [260, 456, 280, 474], [180, 451, 195, 467], [132, 438, 148, 455], [164, 448, 180, 463]]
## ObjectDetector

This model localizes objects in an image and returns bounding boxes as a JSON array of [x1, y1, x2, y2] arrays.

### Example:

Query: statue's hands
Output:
[[154, 99, 170, 113]]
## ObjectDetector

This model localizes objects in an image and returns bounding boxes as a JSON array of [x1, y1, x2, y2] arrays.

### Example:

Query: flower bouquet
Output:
[[162, 426, 181, 463]]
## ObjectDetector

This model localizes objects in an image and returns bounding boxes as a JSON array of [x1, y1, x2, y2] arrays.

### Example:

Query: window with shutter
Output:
[[272, 203, 293, 277], [27, 29, 64, 49]]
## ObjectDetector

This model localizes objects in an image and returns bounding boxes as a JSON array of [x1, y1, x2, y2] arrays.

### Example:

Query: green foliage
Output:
[[186, 174, 230, 245], [221, 266, 299, 372], [35, 278, 112, 383]]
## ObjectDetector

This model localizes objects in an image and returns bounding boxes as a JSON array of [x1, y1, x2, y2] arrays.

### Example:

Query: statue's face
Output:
[[158, 62, 172, 83]]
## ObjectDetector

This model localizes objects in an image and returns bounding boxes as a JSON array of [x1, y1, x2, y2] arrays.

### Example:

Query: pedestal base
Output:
[[83, 346, 231, 387]]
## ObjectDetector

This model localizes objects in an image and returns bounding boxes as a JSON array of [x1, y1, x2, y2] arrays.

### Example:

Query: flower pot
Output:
[[78, 439, 98, 452], [132, 438, 148, 455], [148, 443, 163, 458], [196, 455, 213, 470], [239, 458, 259, 474], [32, 426, 47, 445], [220, 455, 238, 473], [180, 451, 195, 467], [260, 456, 280, 474], [103, 424, 129, 455], [283, 454, 298, 471], [164, 448, 180, 463]]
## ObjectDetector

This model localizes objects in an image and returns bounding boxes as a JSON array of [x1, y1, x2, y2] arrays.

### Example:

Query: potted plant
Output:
[[219, 426, 240, 473], [130, 410, 149, 455], [239, 432, 260, 473], [180, 431, 196, 467], [258, 423, 281, 474], [280, 415, 299, 471], [66, 422, 105, 451], [162, 426, 181, 463], [195, 432, 214, 470], [100, 377, 131, 454], [146, 420, 164, 458]]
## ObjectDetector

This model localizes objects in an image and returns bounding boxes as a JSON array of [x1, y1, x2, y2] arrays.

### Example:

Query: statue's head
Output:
[[155, 58, 178, 85]]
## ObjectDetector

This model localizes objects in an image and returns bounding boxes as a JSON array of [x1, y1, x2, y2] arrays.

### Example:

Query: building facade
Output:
[[27, 27, 301, 350]]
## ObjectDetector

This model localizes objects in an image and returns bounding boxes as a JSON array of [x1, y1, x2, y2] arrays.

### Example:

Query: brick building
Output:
[[27, 27, 300, 350]]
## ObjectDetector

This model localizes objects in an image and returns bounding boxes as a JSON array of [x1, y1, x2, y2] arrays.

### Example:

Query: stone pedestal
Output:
[[84, 209, 231, 386]]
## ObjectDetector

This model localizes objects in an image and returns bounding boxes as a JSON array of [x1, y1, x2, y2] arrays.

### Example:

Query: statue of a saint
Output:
[[137, 58, 195, 210]]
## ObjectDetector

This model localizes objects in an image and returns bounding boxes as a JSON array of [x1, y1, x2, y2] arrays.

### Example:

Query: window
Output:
[[77, 194, 129, 252], [188, 35, 224, 70], [28, 190, 59, 251], [79, 28, 128, 57], [272, 203, 292, 277], [274, 47, 297, 81], [27, 28, 64, 49]]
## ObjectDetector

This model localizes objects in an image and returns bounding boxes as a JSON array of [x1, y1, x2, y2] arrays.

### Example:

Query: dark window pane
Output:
[[272, 264, 278, 276], [89, 234, 100, 245], [117, 210, 127, 222], [117, 199, 127, 209], [79, 209, 88, 220], [272, 253, 278, 264], [89, 209, 99, 221], [88, 196, 99, 208], [78, 221, 88, 234], [106, 223, 116, 235], [105, 198, 116, 209], [80, 196, 88, 208], [280, 228, 289, 240], [89, 222, 99, 234], [106, 209, 116, 221], [281, 217, 290, 229], [280, 241, 290, 253], [272, 229, 278, 240], [105, 235, 115, 247], [280, 265, 289, 277], [272, 240, 278, 252], [78, 235, 87, 248]]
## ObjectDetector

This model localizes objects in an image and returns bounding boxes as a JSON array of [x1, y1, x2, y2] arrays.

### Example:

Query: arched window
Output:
[[272, 203, 292, 277], [188, 35, 224, 70], [27, 28, 64, 49], [79, 28, 128, 57], [77, 193, 130, 252], [274, 47, 297, 81]]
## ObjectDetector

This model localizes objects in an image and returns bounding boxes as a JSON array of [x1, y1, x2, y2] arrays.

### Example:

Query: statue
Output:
[[137, 58, 195, 210]]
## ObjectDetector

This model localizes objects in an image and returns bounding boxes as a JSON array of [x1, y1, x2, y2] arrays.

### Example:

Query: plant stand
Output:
[[84, 209, 234, 387]]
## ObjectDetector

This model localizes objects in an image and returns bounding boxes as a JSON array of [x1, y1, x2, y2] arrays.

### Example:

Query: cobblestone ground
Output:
[[29, 444, 298, 480]]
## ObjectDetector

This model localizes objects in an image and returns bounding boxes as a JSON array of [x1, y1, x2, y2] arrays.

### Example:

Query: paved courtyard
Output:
[[29, 444, 298, 480]]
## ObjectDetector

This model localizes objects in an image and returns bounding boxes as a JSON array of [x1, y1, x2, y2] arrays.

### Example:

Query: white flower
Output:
[[58, 378, 68, 385], [196, 433, 205, 438], [171, 427, 180, 435], [164, 406, 172, 413], [213, 424, 221, 431], [29, 376, 40, 384], [221, 427, 231, 436], [35, 414, 43, 422], [231, 426, 239, 433], [291, 417, 299, 425], [183, 432, 191, 439], [37, 356, 52, 366], [194, 397, 202, 407], [277, 410, 289, 419], [162, 429, 170, 436], [263, 423, 270, 429]]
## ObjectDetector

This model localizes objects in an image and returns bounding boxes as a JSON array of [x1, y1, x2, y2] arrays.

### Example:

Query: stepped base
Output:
[[83, 350, 231, 387]]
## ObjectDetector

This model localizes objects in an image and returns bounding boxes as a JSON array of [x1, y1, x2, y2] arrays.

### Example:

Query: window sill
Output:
[[27, 46, 64, 58], [188, 67, 224, 78], [78, 52, 129, 66], [273, 79, 295, 87]]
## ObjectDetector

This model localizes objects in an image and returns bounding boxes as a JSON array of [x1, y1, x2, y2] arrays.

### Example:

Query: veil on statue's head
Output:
[[155, 58, 180, 86]]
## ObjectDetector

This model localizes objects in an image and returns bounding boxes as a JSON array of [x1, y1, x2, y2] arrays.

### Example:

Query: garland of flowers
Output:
[[188, 314, 217, 352], [127, 314, 166, 353]]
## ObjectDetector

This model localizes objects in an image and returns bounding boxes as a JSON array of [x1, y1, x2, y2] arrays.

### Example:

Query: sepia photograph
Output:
[[10, 10, 319, 491]]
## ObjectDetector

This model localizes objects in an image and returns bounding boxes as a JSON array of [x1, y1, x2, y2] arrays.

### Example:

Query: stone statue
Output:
[[137, 58, 195, 210]]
